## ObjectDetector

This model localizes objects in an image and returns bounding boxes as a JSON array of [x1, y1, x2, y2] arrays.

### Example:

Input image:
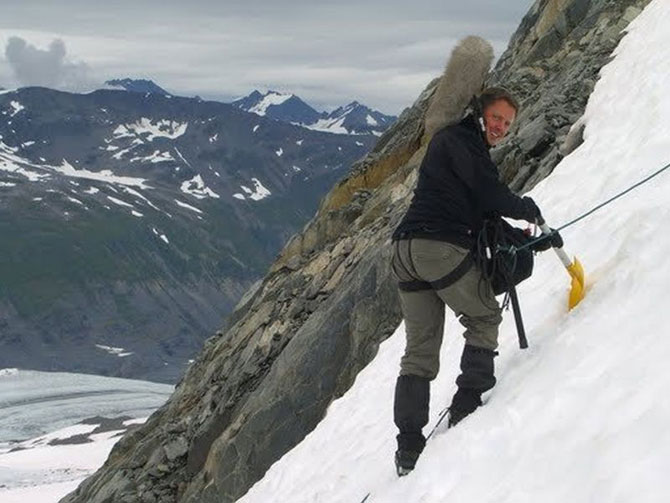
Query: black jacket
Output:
[[393, 114, 538, 247]]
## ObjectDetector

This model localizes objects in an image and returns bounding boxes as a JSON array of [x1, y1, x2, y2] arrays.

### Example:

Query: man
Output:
[[390, 87, 558, 476]]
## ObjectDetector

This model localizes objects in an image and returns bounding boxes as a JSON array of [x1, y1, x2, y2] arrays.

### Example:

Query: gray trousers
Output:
[[391, 238, 502, 380]]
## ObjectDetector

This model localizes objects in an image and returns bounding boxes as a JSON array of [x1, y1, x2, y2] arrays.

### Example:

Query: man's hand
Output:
[[532, 228, 564, 252], [522, 197, 543, 224]]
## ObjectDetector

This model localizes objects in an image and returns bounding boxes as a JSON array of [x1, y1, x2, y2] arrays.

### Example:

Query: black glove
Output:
[[532, 228, 563, 252], [522, 197, 543, 224]]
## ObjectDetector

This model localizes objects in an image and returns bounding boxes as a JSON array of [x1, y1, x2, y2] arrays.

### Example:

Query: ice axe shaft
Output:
[[508, 284, 528, 349], [539, 222, 585, 310]]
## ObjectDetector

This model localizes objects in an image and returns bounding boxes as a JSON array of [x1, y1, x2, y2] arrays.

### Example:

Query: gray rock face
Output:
[[60, 0, 651, 501], [489, 0, 651, 194]]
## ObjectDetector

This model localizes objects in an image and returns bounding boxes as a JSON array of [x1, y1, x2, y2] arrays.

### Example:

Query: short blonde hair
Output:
[[479, 87, 520, 114]]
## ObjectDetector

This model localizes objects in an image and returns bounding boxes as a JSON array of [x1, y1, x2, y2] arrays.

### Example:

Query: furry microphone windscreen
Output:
[[423, 36, 494, 142]]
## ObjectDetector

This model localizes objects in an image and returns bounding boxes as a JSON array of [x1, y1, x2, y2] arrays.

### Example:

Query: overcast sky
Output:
[[0, 1, 534, 114]]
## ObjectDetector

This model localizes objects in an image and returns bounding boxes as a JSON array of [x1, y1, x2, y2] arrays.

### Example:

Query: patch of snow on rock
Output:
[[67, 196, 84, 206], [152, 228, 170, 244], [95, 345, 133, 357], [180, 174, 220, 199], [174, 199, 203, 214], [0, 142, 49, 182], [114, 118, 188, 141], [130, 150, 174, 164], [240, 178, 271, 201], [249, 92, 293, 116], [106, 196, 134, 208], [9, 101, 24, 117], [305, 115, 351, 135], [53, 159, 150, 189]]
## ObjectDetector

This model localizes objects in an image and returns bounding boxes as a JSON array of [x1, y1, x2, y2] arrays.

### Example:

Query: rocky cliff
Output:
[[61, 0, 652, 501]]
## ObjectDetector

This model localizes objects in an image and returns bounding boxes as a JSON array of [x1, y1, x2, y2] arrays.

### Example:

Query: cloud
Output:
[[4, 36, 95, 91], [0, 1, 533, 112]]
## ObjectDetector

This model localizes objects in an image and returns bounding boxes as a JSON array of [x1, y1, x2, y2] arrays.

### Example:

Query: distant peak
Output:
[[105, 78, 171, 96], [266, 90, 293, 98]]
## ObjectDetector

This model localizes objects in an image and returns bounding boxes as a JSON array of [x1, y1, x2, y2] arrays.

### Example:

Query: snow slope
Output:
[[239, 2, 670, 502]]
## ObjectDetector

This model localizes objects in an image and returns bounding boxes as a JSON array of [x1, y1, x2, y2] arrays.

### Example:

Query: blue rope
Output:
[[516, 160, 670, 252]]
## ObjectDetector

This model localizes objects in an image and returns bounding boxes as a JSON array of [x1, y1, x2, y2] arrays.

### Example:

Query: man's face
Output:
[[483, 99, 516, 147]]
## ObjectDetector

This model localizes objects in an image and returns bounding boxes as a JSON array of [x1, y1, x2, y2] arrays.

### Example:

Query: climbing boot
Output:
[[393, 374, 429, 476], [448, 345, 498, 427]]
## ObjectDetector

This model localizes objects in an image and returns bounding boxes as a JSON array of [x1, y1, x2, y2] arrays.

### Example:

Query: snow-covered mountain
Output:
[[104, 78, 172, 96], [238, 2, 670, 501], [310, 100, 395, 136], [232, 90, 396, 136], [232, 90, 321, 124], [0, 87, 376, 382]]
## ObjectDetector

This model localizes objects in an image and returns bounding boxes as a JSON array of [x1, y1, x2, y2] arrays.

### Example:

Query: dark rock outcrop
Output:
[[61, 0, 651, 501]]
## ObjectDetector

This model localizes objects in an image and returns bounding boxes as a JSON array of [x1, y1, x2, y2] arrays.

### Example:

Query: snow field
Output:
[[0, 370, 172, 502], [0, 420, 144, 503]]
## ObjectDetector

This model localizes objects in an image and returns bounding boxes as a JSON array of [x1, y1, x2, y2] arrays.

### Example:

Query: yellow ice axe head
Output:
[[567, 257, 585, 310], [539, 223, 585, 310]]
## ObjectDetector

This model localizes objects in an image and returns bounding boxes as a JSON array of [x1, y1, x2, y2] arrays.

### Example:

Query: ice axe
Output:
[[539, 222, 585, 310]]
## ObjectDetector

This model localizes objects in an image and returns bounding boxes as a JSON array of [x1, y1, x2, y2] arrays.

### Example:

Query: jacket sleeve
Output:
[[471, 156, 540, 222], [439, 132, 540, 222]]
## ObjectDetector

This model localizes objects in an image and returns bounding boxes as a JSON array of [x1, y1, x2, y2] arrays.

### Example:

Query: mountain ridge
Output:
[[0, 86, 376, 382], [105, 78, 172, 96], [232, 89, 396, 136]]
